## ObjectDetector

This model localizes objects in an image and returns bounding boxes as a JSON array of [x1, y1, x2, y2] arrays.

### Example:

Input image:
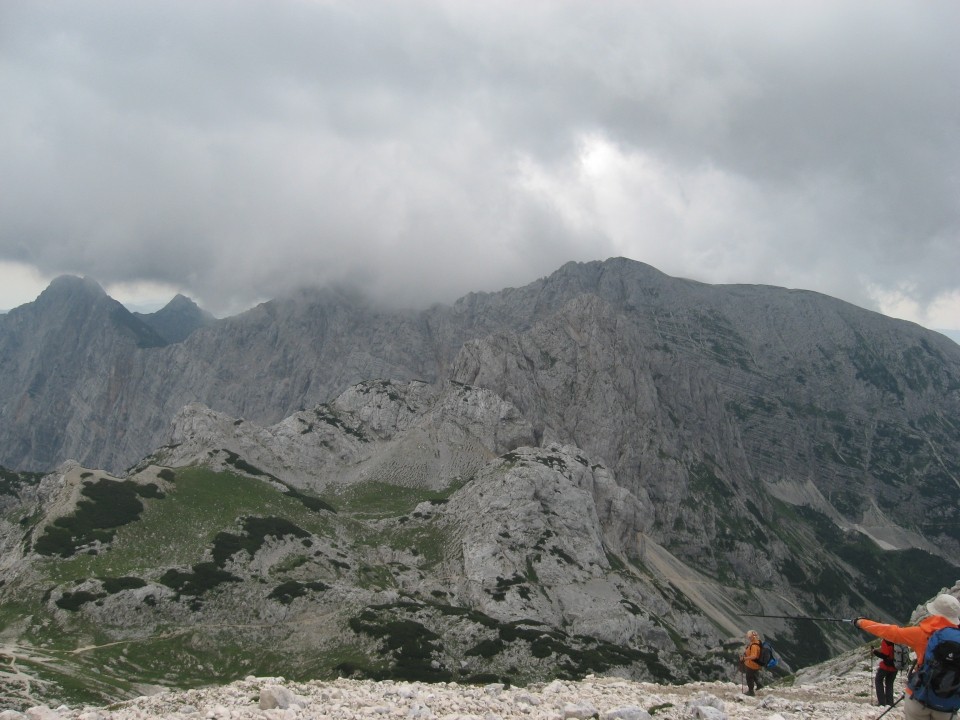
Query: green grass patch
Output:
[[34, 479, 164, 557], [383, 522, 450, 569], [355, 564, 395, 590], [282, 484, 337, 513], [42, 468, 336, 583], [330, 480, 462, 518], [271, 554, 310, 575]]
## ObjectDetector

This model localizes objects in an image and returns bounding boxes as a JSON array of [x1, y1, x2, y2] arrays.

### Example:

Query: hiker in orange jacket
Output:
[[854, 593, 960, 720], [739, 630, 763, 696]]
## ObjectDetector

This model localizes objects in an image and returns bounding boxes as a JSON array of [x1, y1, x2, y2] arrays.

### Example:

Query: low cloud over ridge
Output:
[[0, 1, 957, 333]]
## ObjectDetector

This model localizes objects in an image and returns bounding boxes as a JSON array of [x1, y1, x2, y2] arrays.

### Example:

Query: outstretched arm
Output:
[[855, 619, 925, 651]]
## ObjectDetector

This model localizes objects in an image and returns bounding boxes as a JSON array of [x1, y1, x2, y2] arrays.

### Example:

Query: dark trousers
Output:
[[875, 668, 897, 705], [745, 668, 762, 695]]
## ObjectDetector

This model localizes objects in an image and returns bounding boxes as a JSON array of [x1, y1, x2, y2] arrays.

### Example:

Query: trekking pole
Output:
[[874, 693, 903, 720], [741, 613, 854, 623]]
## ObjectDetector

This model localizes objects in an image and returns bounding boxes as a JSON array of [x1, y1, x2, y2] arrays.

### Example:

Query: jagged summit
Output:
[[164, 293, 200, 310]]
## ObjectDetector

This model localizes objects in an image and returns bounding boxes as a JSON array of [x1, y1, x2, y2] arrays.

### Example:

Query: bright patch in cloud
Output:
[[0, 261, 53, 312], [105, 279, 189, 314], [517, 133, 791, 286]]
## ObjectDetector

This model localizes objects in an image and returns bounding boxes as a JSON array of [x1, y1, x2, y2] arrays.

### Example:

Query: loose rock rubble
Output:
[[0, 669, 894, 720]]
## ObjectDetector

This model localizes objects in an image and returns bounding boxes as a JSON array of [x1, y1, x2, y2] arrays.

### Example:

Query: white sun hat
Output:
[[926, 594, 960, 624]]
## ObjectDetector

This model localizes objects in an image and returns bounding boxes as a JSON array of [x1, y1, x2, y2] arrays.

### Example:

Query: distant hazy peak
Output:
[[166, 293, 194, 307], [135, 292, 215, 344], [157, 293, 212, 317]]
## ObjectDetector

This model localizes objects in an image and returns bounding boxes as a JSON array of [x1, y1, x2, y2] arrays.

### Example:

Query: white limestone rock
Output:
[[259, 685, 307, 710], [601, 707, 651, 720]]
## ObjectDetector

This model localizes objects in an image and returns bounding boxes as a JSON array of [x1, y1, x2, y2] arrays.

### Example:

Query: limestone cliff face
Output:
[[156, 379, 535, 493], [4, 260, 958, 498], [440, 444, 659, 634], [0, 276, 167, 470], [446, 272, 960, 623], [1, 259, 958, 636]]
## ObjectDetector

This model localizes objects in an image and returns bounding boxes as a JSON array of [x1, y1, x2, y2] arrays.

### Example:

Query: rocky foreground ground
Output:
[[1, 665, 902, 720]]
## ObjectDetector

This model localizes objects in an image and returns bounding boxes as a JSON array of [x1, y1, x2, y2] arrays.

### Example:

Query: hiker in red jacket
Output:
[[873, 638, 898, 706], [855, 593, 960, 720]]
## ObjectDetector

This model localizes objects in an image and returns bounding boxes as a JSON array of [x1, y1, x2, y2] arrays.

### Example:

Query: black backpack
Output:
[[908, 626, 960, 712]]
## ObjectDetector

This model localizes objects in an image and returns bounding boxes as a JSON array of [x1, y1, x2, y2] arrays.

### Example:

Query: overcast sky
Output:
[[1, 1, 958, 339]]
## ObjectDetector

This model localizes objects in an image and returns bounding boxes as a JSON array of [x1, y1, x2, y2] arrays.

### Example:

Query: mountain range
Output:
[[0, 258, 957, 708]]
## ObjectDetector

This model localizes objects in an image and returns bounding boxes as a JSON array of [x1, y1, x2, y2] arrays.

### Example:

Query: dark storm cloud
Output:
[[0, 0, 957, 326]]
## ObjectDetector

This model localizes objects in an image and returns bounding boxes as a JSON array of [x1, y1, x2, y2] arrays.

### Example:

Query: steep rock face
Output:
[[447, 279, 960, 626], [0, 283, 449, 473], [441, 445, 658, 632], [0, 261, 682, 473], [4, 258, 958, 494], [0, 277, 167, 470]]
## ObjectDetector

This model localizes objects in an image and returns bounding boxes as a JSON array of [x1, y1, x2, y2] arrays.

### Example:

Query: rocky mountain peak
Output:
[[42, 274, 107, 299], [26, 274, 107, 318], [9, 274, 165, 349], [135, 293, 215, 344]]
